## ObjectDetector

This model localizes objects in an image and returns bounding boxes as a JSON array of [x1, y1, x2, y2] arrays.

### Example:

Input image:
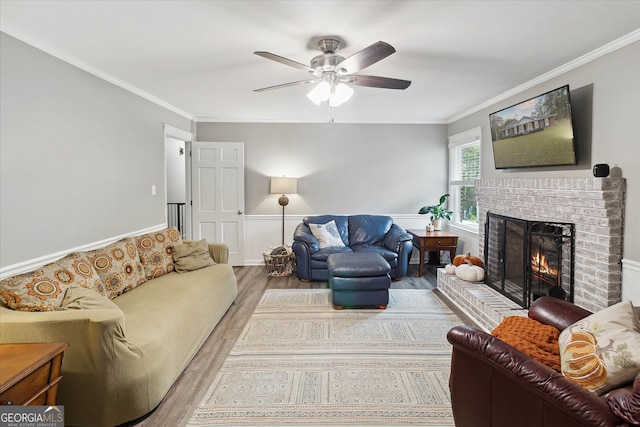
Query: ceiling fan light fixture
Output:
[[258, 39, 409, 107], [329, 83, 354, 107], [306, 81, 331, 105]]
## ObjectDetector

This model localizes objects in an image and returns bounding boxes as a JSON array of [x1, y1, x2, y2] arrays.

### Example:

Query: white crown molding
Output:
[[1, 25, 195, 121], [447, 29, 640, 124], [193, 116, 447, 125], [0, 223, 167, 279], [4, 22, 636, 127]]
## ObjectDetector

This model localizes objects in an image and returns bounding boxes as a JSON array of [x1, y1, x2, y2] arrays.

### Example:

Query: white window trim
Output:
[[448, 127, 481, 235]]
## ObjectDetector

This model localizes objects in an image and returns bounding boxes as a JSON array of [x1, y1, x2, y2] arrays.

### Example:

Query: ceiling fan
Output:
[[253, 39, 411, 107]]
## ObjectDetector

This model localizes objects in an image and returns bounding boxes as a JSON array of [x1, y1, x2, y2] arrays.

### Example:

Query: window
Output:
[[449, 127, 481, 232]]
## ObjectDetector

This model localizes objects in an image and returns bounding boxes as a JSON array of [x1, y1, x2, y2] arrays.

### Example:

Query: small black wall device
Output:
[[593, 164, 610, 177]]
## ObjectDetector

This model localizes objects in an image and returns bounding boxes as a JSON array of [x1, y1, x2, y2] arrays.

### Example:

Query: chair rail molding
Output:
[[244, 213, 445, 266], [0, 223, 167, 279], [622, 258, 640, 305]]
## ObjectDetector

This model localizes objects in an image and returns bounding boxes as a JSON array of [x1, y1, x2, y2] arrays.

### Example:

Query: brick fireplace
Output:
[[438, 177, 625, 330]]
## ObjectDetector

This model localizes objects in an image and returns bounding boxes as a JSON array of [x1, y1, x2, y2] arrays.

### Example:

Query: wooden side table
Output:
[[0, 342, 68, 406], [407, 229, 459, 276]]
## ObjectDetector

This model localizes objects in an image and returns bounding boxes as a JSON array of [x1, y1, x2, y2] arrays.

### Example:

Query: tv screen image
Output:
[[489, 85, 576, 169]]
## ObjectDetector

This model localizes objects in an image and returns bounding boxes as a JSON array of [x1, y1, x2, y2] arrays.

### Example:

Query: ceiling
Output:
[[1, 1, 639, 124]]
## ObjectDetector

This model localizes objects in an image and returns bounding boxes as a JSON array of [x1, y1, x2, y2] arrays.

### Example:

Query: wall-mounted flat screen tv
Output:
[[489, 85, 576, 169]]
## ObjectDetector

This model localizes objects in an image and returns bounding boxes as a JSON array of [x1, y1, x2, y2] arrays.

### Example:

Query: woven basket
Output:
[[263, 251, 295, 277]]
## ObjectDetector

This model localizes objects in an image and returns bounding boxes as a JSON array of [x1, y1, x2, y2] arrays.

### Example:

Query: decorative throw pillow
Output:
[[0, 262, 76, 311], [57, 252, 107, 296], [309, 220, 345, 248], [61, 285, 121, 311], [136, 226, 182, 279], [86, 237, 147, 300], [172, 239, 216, 273], [559, 300, 640, 395]]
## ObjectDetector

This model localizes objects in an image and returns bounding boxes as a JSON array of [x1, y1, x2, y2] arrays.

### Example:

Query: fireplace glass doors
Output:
[[484, 213, 575, 308]]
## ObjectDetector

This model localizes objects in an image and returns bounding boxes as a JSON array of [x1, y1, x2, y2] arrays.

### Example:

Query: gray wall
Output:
[[196, 122, 448, 216], [0, 33, 191, 267], [5, 27, 635, 268], [448, 41, 640, 262]]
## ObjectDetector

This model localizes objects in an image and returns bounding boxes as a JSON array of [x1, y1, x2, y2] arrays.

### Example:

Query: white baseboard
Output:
[[622, 258, 640, 305], [0, 223, 167, 279]]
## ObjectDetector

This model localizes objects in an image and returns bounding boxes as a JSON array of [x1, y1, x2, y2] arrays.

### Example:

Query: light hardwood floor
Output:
[[125, 264, 468, 427]]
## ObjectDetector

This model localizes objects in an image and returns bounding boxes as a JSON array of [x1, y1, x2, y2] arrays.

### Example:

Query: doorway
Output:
[[165, 137, 188, 238], [164, 124, 193, 239]]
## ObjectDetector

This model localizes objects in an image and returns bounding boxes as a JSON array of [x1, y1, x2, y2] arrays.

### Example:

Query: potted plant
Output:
[[418, 194, 453, 231]]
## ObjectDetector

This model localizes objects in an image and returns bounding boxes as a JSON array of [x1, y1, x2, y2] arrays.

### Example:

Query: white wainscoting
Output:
[[244, 214, 449, 266], [622, 258, 640, 305], [4, 217, 636, 307], [0, 216, 500, 287]]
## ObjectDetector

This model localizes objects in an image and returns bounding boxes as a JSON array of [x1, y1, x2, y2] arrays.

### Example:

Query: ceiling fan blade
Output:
[[253, 79, 319, 92], [254, 51, 321, 76], [335, 41, 396, 75], [348, 75, 411, 90]]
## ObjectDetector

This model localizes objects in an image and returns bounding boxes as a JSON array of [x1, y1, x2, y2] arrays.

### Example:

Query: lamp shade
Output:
[[306, 81, 331, 105], [270, 177, 297, 195], [329, 83, 354, 107]]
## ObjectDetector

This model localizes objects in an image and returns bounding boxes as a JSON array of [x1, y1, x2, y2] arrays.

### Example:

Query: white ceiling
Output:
[[1, 1, 639, 124]]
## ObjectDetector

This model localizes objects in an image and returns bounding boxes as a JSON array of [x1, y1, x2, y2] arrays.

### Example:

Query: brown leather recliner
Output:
[[447, 296, 640, 427]]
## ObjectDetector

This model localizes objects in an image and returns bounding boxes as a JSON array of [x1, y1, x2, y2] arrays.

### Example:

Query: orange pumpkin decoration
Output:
[[453, 252, 484, 267], [561, 330, 608, 390]]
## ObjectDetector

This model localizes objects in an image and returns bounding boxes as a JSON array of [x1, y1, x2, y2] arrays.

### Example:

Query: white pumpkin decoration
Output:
[[445, 264, 457, 275], [455, 261, 485, 282]]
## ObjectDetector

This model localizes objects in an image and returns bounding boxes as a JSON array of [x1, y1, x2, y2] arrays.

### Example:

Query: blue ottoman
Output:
[[327, 252, 391, 309]]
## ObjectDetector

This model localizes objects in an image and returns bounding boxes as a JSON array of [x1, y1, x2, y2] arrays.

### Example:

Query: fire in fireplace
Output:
[[484, 213, 575, 308]]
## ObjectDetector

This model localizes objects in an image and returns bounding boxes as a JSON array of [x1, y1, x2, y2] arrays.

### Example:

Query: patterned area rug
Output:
[[187, 289, 461, 426]]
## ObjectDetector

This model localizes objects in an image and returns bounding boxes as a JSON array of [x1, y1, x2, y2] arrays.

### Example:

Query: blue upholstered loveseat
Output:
[[292, 215, 413, 281]]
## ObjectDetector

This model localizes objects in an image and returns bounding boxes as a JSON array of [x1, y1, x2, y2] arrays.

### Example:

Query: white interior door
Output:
[[191, 142, 245, 266]]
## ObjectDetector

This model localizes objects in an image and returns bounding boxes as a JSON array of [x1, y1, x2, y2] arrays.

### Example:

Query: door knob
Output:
[[238, 210, 243, 215]]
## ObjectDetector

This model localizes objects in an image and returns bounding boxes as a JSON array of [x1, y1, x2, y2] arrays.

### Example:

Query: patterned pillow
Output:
[[559, 300, 640, 395], [136, 227, 182, 279], [86, 237, 147, 299], [57, 252, 107, 297], [309, 221, 345, 248], [0, 262, 76, 311]]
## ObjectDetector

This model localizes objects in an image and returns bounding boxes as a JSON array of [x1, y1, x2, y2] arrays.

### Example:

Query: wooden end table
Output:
[[0, 342, 68, 406], [407, 229, 459, 276]]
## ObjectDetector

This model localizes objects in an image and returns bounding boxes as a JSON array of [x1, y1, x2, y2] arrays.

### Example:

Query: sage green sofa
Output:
[[0, 241, 237, 427]]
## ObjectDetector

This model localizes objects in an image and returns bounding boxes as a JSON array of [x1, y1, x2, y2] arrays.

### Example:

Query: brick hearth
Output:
[[437, 269, 527, 331], [438, 177, 625, 327]]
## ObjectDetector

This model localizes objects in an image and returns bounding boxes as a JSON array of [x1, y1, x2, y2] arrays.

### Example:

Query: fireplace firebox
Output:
[[484, 212, 575, 308]]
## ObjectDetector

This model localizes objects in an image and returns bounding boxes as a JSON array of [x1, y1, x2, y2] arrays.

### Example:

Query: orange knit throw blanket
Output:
[[491, 316, 561, 371]]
